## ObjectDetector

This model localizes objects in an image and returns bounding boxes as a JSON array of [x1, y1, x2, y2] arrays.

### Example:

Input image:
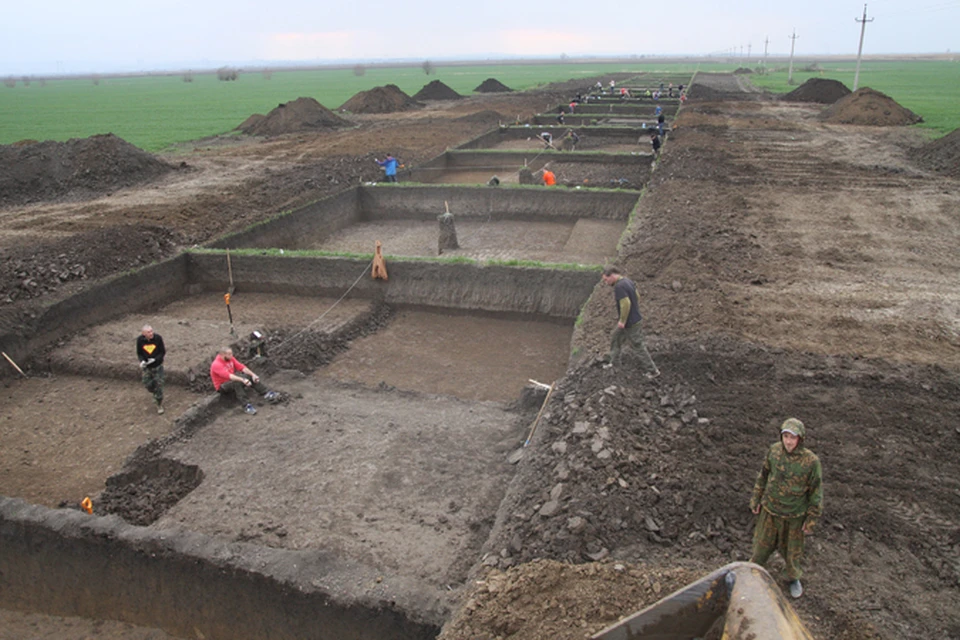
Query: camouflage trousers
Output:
[[750, 509, 806, 580], [141, 365, 164, 405], [608, 322, 657, 373]]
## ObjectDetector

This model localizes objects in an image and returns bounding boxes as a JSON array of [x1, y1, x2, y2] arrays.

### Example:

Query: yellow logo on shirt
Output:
[[143, 344, 156, 354]]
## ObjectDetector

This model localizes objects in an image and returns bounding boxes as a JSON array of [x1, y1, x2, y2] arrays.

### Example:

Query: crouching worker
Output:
[[210, 346, 279, 415]]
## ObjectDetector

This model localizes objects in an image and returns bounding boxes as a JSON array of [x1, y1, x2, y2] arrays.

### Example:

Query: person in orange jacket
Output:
[[542, 167, 556, 186]]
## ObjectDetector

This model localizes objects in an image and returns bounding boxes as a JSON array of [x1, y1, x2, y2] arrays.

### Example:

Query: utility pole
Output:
[[748, 43, 752, 59], [853, 4, 873, 91], [763, 37, 769, 73], [788, 29, 799, 84]]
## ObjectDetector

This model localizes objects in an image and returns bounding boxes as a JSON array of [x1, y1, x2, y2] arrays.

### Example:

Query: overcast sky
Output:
[[3, 0, 958, 75]]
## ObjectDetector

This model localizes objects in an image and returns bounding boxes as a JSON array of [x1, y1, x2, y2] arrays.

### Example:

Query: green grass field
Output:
[[0, 60, 955, 151], [747, 60, 960, 137]]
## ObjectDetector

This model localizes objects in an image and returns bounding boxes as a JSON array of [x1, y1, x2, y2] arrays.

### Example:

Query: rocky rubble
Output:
[[483, 360, 751, 570]]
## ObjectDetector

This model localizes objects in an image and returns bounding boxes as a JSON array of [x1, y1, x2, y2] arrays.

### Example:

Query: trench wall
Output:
[[406, 150, 649, 182], [456, 125, 647, 150], [357, 185, 638, 221], [571, 104, 679, 116], [0, 497, 441, 640], [210, 188, 359, 251], [188, 253, 598, 319]]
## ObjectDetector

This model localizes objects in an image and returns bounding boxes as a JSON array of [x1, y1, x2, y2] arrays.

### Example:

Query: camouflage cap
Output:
[[780, 418, 805, 437]]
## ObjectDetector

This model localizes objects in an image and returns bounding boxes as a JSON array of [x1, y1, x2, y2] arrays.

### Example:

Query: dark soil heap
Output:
[[909, 127, 960, 176], [732, 67, 754, 74], [0, 225, 180, 304], [238, 97, 350, 136], [783, 78, 851, 104], [474, 78, 513, 93], [819, 87, 922, 126], [412, 80, 462, 101], [339, 84, 422, 114], [0, 134, 174, 206], [438, 560, 698, 640]]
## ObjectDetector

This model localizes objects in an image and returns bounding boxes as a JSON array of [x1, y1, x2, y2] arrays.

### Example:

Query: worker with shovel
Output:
[[749, 418, 823, 599], [136, 324, 166, 414], [210, 347, 279, 415]]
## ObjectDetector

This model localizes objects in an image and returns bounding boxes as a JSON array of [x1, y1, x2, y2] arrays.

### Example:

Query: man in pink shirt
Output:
[[210, 346, 279, 415]]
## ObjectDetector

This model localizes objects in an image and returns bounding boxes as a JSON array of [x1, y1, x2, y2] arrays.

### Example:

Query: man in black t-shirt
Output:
[[136, 324, 166, 414], [600, 266, 659, 378]]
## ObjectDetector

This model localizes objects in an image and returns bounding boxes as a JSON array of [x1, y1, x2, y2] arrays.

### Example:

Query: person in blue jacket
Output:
[[375, 154, 399, 183]]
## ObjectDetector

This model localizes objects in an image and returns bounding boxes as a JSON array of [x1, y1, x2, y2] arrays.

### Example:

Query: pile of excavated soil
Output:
[[820, 87, 922, 126], [238, 97, 350, 136], [909, 127, 960, 176], [438, 560, 698, 640], [0, 134, 175, 206], [339, 84, 422, 114], [783, 78, 851, 103], [413, 80, 462, 101], [0, 224, 181, 304], [732, 67, 754, 74], [474, 78, 513, 93]]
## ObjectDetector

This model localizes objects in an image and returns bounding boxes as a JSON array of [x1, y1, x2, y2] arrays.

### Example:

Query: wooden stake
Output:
[[444, 201, 450, 214], [226, 249, 235, 294], [524, 382, 555, 447], [2, 351, 27, 377]]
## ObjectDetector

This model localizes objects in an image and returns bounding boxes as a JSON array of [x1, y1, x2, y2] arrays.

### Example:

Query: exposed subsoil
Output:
[[2, 72, 959, 640]]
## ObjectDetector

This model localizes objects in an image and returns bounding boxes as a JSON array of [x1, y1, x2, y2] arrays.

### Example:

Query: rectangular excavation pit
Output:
[[1, 247, 600, 638], [530, 113, 653, 126], [405, 150, 652, 191], [211, 185, 638, 264], [570, 103, 678, 117], [457, 125, 654, 153]]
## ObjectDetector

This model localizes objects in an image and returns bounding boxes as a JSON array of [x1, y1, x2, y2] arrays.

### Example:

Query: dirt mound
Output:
[[238, 97, 350, 136], [0, 134, 175, 206], [454, 110, 506, 124], [732, 67, 754, 74], [909, 127, 960, 176], [0, 224, 181, 304], [339, 84, 422, 114], [474, 78, 513, 93], [438, 560, 698, 640], [819, 87, 922, 126], [783, 78, 852, 104], [412, 80, 462, 101]]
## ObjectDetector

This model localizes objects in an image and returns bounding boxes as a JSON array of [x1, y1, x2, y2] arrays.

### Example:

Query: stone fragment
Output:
[[550, 483, 564, 501], [551, 441, 568, 454], [567, 516, 586, 532], [507, 449, 524, 464], [573, 421, 590, 434], [539, 500, 561, 517]]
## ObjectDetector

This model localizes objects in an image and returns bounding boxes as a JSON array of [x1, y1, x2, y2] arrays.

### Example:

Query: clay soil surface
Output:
[[2, 72, 960, 640]]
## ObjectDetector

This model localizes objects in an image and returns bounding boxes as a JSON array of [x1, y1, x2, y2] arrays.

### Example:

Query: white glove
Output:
[[140, 358, 155, 369]]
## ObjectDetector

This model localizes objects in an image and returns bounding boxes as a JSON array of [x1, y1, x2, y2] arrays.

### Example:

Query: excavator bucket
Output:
[[590, 562, 813, 640]]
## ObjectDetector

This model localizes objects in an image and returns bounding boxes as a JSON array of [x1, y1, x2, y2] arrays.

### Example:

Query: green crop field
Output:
[[747, 60, 960, 136], [0, 59, 955, 151]]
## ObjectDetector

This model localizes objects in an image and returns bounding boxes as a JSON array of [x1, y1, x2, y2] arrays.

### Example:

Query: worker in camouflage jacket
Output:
[[749, 418, 823, 598]]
